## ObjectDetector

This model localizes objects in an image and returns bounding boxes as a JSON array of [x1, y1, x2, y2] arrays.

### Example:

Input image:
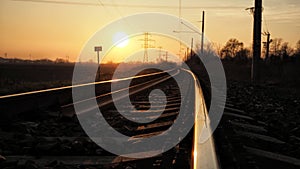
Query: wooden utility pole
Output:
[[252, 0, 262, 82], [186, 48, 189, 61], [266, 33, 271, 59], [201, 11, 205, 54], [264, 32, 272, 61], [190, 38, 194, 59]]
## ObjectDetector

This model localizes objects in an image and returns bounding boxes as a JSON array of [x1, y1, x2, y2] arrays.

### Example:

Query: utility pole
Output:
[[144, 32, 149, 63], [186, 47, 189, 61], [201, 11, 205, 54], [158, 46, 162, 62], [252, 0, 262, 82], [266, 33, 270, 60], [190, 38, 194, 59], [263, 32, 272, 60], [164, 51, 168, 62], [66, 55, 69, 63]]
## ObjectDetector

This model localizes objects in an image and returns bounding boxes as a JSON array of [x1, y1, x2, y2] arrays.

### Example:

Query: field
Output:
[[0, 62, 177, 95], [1, 60, 299, 96], [0, 63, 116, 95]]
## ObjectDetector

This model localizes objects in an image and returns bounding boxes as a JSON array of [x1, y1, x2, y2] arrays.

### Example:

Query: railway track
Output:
[[0, 68, 217, 169], [215, 96, 300, 169]]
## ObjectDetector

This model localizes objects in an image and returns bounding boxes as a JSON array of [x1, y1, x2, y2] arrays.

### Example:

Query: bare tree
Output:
[[280, 42, 294, 60], [202, 42, 218, 57], [211, 42, 222, 57], [270, 38, 283, 57], [55, 58, 67, 64], [236, 48, 251, 62], [295, 40, 300, 54], [220, 38, 244, 59]]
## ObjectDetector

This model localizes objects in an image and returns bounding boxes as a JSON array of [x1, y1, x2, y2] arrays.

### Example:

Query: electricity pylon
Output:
[[139, 32, 155, 63]]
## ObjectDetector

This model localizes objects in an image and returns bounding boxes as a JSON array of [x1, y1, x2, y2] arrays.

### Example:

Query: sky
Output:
[[0, 0, 299, 62]]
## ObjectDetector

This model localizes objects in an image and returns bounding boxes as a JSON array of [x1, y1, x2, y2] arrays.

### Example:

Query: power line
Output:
[[110, 0, 135, 31], [180, 21, 201, 35], [110, 0, 125, 18], [12, 0, 245, 9], [263, 15, 269, 33], [179, 0, 182, 19], [96, 0, 103, 7], [178, 0, 183, 62]]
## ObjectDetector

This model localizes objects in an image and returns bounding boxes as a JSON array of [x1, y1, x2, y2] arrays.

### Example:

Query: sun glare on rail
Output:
[[113, 32, 129, 48]]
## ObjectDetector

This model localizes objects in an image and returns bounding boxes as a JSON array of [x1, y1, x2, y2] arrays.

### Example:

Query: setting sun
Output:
[[113, 32, 129, 48], [0, 1, 300, 169]]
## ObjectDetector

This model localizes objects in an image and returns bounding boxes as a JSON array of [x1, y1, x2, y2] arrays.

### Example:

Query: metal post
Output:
[[97, 51, 99, 65], [252, 0, 262, 82], [97, 51, 100, 81], [94, 46, 102, 81]]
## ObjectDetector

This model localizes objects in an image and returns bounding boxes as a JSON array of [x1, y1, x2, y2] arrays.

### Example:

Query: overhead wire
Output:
[[97, 0, 103, 6], [12, 0, 245, 9], [263, 15, 269, 33], [178, 0, 183, 58], [110, 0, 135, 31]]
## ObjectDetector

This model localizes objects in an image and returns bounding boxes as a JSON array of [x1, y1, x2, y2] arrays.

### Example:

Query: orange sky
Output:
[[0, 0, 299, 62]]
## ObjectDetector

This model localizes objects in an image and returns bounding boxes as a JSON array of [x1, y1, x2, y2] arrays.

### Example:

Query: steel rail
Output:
[[0, 68, 175, 99], [185, 68, 219, 169], [0, 68, 219, 169], [63, 69, 180, 115]]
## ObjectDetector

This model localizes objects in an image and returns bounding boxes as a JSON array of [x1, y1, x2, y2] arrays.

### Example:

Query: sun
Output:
[[113, 32, 129, 48]]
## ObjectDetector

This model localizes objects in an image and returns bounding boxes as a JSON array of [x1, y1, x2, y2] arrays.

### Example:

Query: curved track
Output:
[[0, 68, 218, 169]]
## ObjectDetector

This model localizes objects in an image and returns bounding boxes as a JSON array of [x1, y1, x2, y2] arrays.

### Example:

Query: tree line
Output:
[[213, 38, 300, 63]]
